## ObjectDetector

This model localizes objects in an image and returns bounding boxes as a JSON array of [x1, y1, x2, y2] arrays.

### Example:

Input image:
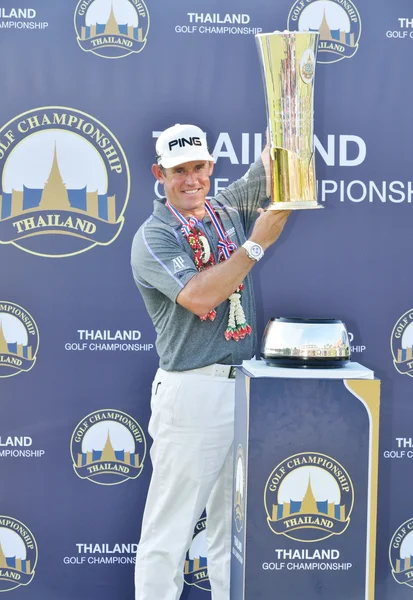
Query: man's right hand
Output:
[[249, 208, 291, 250]]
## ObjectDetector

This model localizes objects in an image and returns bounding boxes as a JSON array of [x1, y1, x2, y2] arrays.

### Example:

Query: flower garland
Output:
[[185, 226, 217, 322], [166, 200, 252, 342]]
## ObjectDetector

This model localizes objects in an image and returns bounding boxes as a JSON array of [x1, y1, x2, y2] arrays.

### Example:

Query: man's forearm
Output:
[[177, 206, 290, 317], [176, 247, 254, 316]]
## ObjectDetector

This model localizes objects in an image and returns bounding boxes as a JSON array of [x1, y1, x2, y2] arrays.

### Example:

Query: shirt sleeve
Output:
[[131, 217, 198, 303], [214, 157, 269, 233]]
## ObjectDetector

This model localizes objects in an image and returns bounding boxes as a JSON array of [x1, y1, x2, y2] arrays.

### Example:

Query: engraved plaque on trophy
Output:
[[256, 31, 321, 209]]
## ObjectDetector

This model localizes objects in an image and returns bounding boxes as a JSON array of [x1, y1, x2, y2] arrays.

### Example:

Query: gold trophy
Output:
[[256, 31, 321, 209]]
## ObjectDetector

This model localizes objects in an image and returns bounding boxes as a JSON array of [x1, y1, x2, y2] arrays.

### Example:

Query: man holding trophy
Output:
[[131, 30, 318, 600]]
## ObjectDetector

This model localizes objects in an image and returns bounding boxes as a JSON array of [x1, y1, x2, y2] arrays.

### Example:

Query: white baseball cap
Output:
[[155, 124, 214, 169]]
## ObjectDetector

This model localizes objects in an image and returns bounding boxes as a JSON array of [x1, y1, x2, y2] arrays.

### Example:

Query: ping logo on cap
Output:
[[168, 137, 202, 151], [156, 124, 213, 168]]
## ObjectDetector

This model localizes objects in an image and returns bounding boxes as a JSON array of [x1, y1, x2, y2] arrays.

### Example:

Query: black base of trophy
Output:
[[261, 355, 350, 368]]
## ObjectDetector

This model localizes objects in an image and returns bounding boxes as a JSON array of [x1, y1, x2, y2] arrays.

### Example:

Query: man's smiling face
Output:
[[152, 160, 214, 217]]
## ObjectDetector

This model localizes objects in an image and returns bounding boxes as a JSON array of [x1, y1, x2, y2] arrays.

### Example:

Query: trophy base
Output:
[[261, 355, 350, 368], [266, 201, 323, 211]]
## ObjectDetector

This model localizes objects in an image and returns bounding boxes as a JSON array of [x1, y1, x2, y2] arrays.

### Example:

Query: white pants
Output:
[[135, 366, 236, 600]]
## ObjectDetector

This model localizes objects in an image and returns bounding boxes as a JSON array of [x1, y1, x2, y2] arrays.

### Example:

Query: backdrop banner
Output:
[[0, 0, 412, 598]]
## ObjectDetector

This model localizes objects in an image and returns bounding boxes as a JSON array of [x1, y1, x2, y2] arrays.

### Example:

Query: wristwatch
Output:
[[242, 240, 264, 262]]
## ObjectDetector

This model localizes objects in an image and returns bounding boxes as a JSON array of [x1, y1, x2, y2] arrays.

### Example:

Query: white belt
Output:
[[179, 364, 237, 379]]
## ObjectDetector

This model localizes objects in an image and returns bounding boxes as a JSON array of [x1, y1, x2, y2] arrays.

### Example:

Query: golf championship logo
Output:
[[75, 0, 150, 59], [0, 516, 38, 592], [71, 409, 146, 485], [391, 309, 413, 378], [288, 0, 361, 64], [390, 518, 413, 588], [0, 302, 39, 378], [264, 452, 354, 542], [0, 107, 129, 258], [184, 517, 210, 592]]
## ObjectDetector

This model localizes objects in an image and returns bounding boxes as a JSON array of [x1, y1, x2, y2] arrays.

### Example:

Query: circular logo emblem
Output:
[[288, 0, 362, 64], [264, 452, 354, 542], [234, 445, 245, 533], [184, 517, 210, 591], [0, 106, 130, 258], [0, 302, 39, 378], [300, 48, 316, 83], [0, 516, 38, 591], [74, 0, 150, 59], [391, 309, 413, 378], [389, 518, 413, 588], [71, 409, 146, 485]]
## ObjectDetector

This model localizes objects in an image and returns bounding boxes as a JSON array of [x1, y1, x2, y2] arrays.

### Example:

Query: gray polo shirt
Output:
[[131, 158, 269, 371]]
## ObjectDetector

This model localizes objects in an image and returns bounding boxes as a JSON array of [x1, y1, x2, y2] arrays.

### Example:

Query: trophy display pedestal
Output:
[[230, 360, 380, 600], [266, 201, 322, 210]]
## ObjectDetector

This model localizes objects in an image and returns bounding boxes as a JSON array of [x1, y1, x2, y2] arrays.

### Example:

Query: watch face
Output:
[[250, 244, 262, 258]]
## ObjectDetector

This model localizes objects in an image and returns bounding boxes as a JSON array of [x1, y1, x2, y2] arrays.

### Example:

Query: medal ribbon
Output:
[[204, 200, 237, 260], [165, 200, 198, 236], [166, 199, 237, 260]]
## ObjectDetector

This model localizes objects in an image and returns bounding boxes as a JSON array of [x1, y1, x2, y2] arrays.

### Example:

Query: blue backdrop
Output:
[[1, 0, 413, 598]]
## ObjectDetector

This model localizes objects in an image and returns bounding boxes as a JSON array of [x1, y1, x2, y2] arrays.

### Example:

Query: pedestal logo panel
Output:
[[264, 452, 354, 542]]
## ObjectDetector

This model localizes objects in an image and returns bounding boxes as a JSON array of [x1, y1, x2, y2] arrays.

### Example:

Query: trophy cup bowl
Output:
[[256, 31, 321, 210], [261, 317, 351, 368]]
